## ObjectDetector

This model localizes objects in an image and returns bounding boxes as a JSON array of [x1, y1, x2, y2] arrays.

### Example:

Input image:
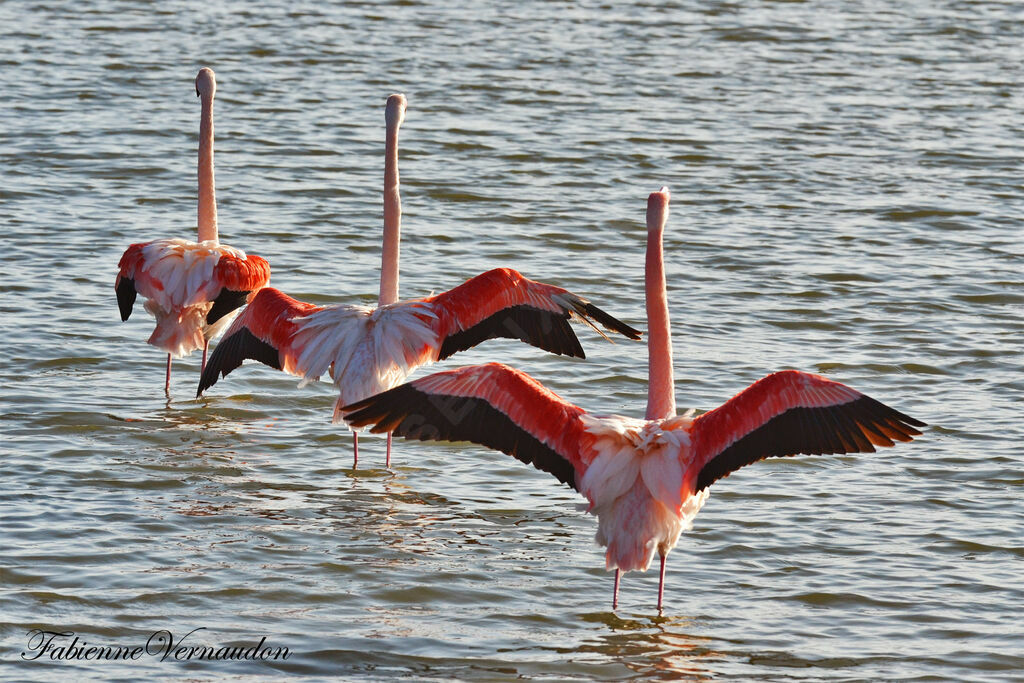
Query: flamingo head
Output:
[[196, 67, 217, 98], [646, 187, 670, 232], [386, 93, 407, 130]]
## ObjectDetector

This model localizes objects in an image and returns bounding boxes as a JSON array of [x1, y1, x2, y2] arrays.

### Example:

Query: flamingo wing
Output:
[[116, 275, 138, 321], [115, 243, 147, 321], [206, 252, 272, 325], [197, 287, 321, 396], [343, 362, 592, 490], [689, 370, 926, 493], [427, 268, 641, 361], [206, 289, 252, 326], [115, 240, 271, 324]]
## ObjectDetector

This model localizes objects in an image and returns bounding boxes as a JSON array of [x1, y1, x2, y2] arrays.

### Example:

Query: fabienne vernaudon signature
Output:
[[21, 628, 291, 663]]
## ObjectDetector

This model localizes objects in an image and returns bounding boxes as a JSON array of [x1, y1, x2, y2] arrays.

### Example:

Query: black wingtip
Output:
[[341, 388, 401, 430], [116, 277, 137, 322], [341, 394, 376, 417], [582, 302, 642, 340], [858, 394, 927, 431], [693, 395, 926, 493], [343, 384, 580, 491], [197, 353, 222, 397], [207, 288, 252, 326], [197, 363, 217, 398], [437, 305, 585, 361], [196, 327, 281, 397]]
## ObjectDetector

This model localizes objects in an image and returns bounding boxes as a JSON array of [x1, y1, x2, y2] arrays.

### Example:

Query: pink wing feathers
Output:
[[116, 239, 271, 357], [343, 362, 594, 489], [197, 286, 322, 394], [427, 268, 641, 360], [206, 249, 273, 324], [687, 370, 926, 493], [197, 268, 641, 404]]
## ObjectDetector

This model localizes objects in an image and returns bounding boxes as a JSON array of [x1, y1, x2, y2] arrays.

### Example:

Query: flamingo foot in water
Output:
[[352, 431, 359, 469], [386, 432, 393, 469], [612, 568, 620, 610]]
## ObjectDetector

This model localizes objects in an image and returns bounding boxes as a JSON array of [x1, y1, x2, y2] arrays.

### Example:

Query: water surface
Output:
[[1, 1, 1022, 679]]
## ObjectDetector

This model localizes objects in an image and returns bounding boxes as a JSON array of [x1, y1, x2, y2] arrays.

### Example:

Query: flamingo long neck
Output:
[[197, 85, 218, 244], [645, 190, 674, 421], [379, 94, 406, 306]]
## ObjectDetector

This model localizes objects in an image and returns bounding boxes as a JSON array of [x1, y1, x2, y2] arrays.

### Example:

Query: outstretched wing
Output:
[[427, 268, 641, 361], [343, 362, 592, 490], [689, 370, 926, 492], [197, 287, 321, 396]]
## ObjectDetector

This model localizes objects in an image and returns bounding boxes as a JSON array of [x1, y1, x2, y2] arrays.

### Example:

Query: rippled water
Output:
[[2, 0, 1022, 679]]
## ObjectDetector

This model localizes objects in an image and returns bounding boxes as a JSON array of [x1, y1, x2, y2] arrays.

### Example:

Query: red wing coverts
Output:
[[344, 384, 579, 488], [437, 303, 642, 361], [196, 287, 321, 397], [344, 363, 588, 490], [692, 371, 926, 493], [438, 305, 577, 360], [114, 242, 271, 326], [118, 281, 254, 326], [205, 253, 272, 324], [430, 268, 642, 361]]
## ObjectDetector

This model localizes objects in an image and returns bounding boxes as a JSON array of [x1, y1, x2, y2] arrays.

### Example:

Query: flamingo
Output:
[[115, 67, 271, 394], [342, 187, 926, 611], [197, 94, 641, 468]]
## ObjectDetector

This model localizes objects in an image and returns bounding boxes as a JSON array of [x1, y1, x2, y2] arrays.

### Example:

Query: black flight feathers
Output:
[[437, 301, 642, 361], [694, 395, 926, 493], [116, 281, 250, 327], [345, 384, 926, 498], [116, 277, 137, 321], [344, 384, 579, 490], [207, 289, 251, 325], [197, 327, 281, 397]]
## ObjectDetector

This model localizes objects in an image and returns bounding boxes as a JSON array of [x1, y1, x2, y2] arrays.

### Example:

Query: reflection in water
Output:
[[577, 612, 720, 680]]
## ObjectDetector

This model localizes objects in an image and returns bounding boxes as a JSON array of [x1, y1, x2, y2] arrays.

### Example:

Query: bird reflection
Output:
[[576, 612, 719, 680]]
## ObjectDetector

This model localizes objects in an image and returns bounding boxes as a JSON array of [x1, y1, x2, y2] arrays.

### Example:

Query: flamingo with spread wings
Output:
[[197, 95, 641, 468], [116, 68, 271, 393], [343, 188, 925, 610]]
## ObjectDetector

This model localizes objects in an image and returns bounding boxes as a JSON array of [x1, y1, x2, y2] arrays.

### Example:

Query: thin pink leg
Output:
[[352, 431, 359, 469], [612, 569, 620, 610], [385, 432, 393, 469], [164, 354, 172, 394], [201, 341, 209, 372], [657, 553, 667, 612]]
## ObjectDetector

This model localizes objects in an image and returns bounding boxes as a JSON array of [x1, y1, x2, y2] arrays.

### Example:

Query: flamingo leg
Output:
[[352, 431, 359, 469], [657, 553, 667, 612], [385, 432, 393, 469], [164, 353, 172, 394], [612, 569, 620, 610], [201, 341, 209, 372]]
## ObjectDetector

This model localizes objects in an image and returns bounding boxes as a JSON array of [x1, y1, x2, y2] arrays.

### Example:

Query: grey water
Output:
[[1, 0, 1022, 679]]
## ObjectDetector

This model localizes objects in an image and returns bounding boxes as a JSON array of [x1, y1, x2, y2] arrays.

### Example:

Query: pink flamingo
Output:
[[116, 68, 271, 394], [197, 94, 641, 468], [343, 187, 926, 611]]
